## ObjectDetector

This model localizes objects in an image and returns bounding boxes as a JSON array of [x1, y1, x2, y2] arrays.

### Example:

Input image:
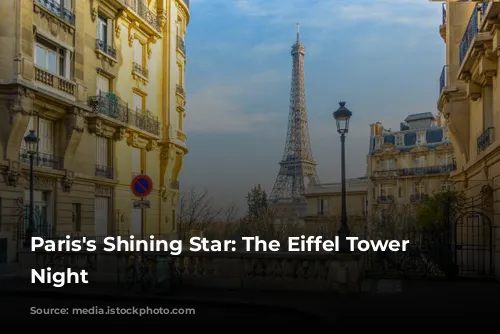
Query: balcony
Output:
[[132, 62, 149, 79], [95, 39, 117, 59], [34, 66, 75, 97], [440, 3, 446, 40], [35, 0, 75, 25], [459, 2, 489, 65], [177, 36, 186, 55], [372, 170, 398, 178], [377, 195, 394, 204], [123, 0, 161, 32], [439, 65, 447, 95], [95, 164, 113, 179], [176, 85, 185, 98], [410, 194, 428, 203], [397, 163, 456, 177], [88, 92, 160, 136], [19, 150, 64, 170], [477, 127, 494, 154]]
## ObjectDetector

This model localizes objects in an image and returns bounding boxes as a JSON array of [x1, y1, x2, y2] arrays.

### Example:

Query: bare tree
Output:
[[177, 188, 221, 239], [369, 203, 418, 240]]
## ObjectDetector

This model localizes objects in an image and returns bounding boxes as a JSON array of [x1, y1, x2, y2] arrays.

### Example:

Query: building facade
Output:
[[367, 112, 455, 224], [437, 1, 500, 278], [0, 0, 189, 261], [304, 178, 368, 236]]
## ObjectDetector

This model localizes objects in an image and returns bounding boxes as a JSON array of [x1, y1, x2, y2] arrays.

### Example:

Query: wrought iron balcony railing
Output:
[[442, 3, 446, 25], [410, 194, 428, 203], [377, 195, 394, 204], [88, 92, 160, 136], [96, 39, 117, 59], [95, 164, 113, 179], [398, 163, 456, 177], [459, 2, 489, 65], [19, 149, 64, 170], [36, 0, 75, 25], [133, 62, 149, 79], [123, 0, 161, 31], [176, 84, 185, 97], [477, 127, 494, 154], [176, 36, 186, 54], [439, 65, 447, 95]]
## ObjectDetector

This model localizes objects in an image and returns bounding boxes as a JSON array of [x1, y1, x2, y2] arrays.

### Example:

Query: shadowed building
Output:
[[0, 0, 190, 261], [304, 177, 368, 237], [366, 112, 455, 224], [436, 1, 500, 279]]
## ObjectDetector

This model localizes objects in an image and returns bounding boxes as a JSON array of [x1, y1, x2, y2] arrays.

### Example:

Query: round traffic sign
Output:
[[131, 174, 153, 197]]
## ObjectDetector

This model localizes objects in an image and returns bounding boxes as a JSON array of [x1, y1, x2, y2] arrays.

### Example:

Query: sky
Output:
[[180, 0, 445, 213]]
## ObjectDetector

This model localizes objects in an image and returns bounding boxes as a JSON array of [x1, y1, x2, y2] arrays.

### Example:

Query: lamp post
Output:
[[333, 101, 352, 253], [23, 130, 39, 248]]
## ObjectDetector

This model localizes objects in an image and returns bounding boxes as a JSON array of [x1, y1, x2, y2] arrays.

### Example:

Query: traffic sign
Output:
[[131, 174, 153, 197], [133, 200, 151, 209]]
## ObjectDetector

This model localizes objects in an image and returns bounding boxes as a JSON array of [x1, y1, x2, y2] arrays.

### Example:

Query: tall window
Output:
[[177, 63, 183, 87], [22, 116, 54, 156], [132, 92, 144, 111], [413, 155, 425, 168], [178, 111, 183, 131], [414, 182, 424, 195], [380, 184, 393, 197], [317, 199, 327, 216], [97, 15, 108, 46], [439, 153, 452, 165], [375, 136, 382, 149], [96, 135, 109, 167], [416, 131, 426, 145], [34, 36, 68, 78], [380, 159, 395, 171], [96, 73, 110, 94], [133, 39, 143, 66], [395, 134, 404, 146], [483, 86, 493, 129]]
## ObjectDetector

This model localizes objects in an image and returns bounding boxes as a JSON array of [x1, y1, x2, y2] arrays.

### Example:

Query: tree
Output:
[[416, 189, 465, 227], [177, 188, 221, 239], [370, 203, 418, 241], [245, 184, 268, 219]]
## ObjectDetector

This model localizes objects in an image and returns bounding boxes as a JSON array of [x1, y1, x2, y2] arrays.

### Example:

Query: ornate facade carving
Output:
[[4, 161, 21, 187], [146, 139, 158, 151], [8, 88, 34, 124], [87, 118, 103, 135], [114, 128, 127, 141], [61, 171, 75, 192], [23, 176, 55, 190], [66, 108, 85, 139]]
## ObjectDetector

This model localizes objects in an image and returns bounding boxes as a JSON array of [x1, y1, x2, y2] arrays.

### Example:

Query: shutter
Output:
[[131, 148, 140, 173], [96, 74, 109, 94], [94, 197, 109, 236], [95, 136, 108, 166], [38, 118, 54, 155]]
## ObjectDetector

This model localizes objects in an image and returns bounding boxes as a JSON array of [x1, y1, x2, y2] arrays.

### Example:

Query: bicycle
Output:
[[155, 256, 182, 293], [122, 254, 156, 292], [370, 249, 427, 280]]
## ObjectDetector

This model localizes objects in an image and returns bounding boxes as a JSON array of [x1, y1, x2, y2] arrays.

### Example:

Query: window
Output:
[[416, 131, 426, 145], [414, 182, 424, 195], [132, 92, 144, 111], [395, 134, 404, 146], [131, 148, 141, 175], [178, 111, 183, 131], [483, 86, 493, 129], [34, 36, 69, 78], [439, 153, 452, 166], [380, 159, 395, 171], [375, 136, 382, 149], [72, 203, 81, 232], [177, 63, 183, 87], [96, 73, 110, 94], [96, 135, 109, 167], [380, 184, 393, 197], [413, 155, 425, 168], [443, 129, 449, 141], [133, 39, 144, 66], [97, 15, 108, 46], [317, 199, 327, 216], [22, 116, 54, 155]]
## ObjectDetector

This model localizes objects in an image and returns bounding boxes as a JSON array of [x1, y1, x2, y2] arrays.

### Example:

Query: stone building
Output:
[[0, 0, 190, 261], [436, 1, 500, 278], [366, 112, 455, 223], [304, 177, 368, 237]]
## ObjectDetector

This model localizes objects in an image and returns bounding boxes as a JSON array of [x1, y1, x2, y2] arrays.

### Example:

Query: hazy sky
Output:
[[180, 0, 445, 212]]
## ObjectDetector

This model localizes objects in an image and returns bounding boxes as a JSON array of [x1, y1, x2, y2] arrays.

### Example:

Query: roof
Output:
[[404, 112, 435, 122], [306, 178, 368, 195]]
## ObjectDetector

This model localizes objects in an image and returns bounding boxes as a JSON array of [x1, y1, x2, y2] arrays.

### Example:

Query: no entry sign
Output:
[[131, 174, 153, 197]]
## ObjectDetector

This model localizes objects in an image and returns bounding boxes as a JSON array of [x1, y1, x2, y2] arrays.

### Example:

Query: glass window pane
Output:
[[35, 46, 46, 68], [47, 51, 57, 74]]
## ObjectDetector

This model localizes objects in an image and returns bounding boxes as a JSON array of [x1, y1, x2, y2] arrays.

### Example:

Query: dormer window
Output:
[[395, 134, 404, 146], [443, 129, 449, 141], [416, 131, 426, 145], [375, 136, 382, 149]]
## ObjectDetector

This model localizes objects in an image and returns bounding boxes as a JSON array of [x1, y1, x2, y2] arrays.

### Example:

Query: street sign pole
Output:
[[131, 172, 153, 265]]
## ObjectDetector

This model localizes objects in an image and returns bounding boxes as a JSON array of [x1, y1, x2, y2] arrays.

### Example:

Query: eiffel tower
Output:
[[269, 24, 319, 215]]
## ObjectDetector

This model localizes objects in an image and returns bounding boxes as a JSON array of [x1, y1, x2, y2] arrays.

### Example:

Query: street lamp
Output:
[[333, 101, 352, 253], [23, 130, 39, 248]]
